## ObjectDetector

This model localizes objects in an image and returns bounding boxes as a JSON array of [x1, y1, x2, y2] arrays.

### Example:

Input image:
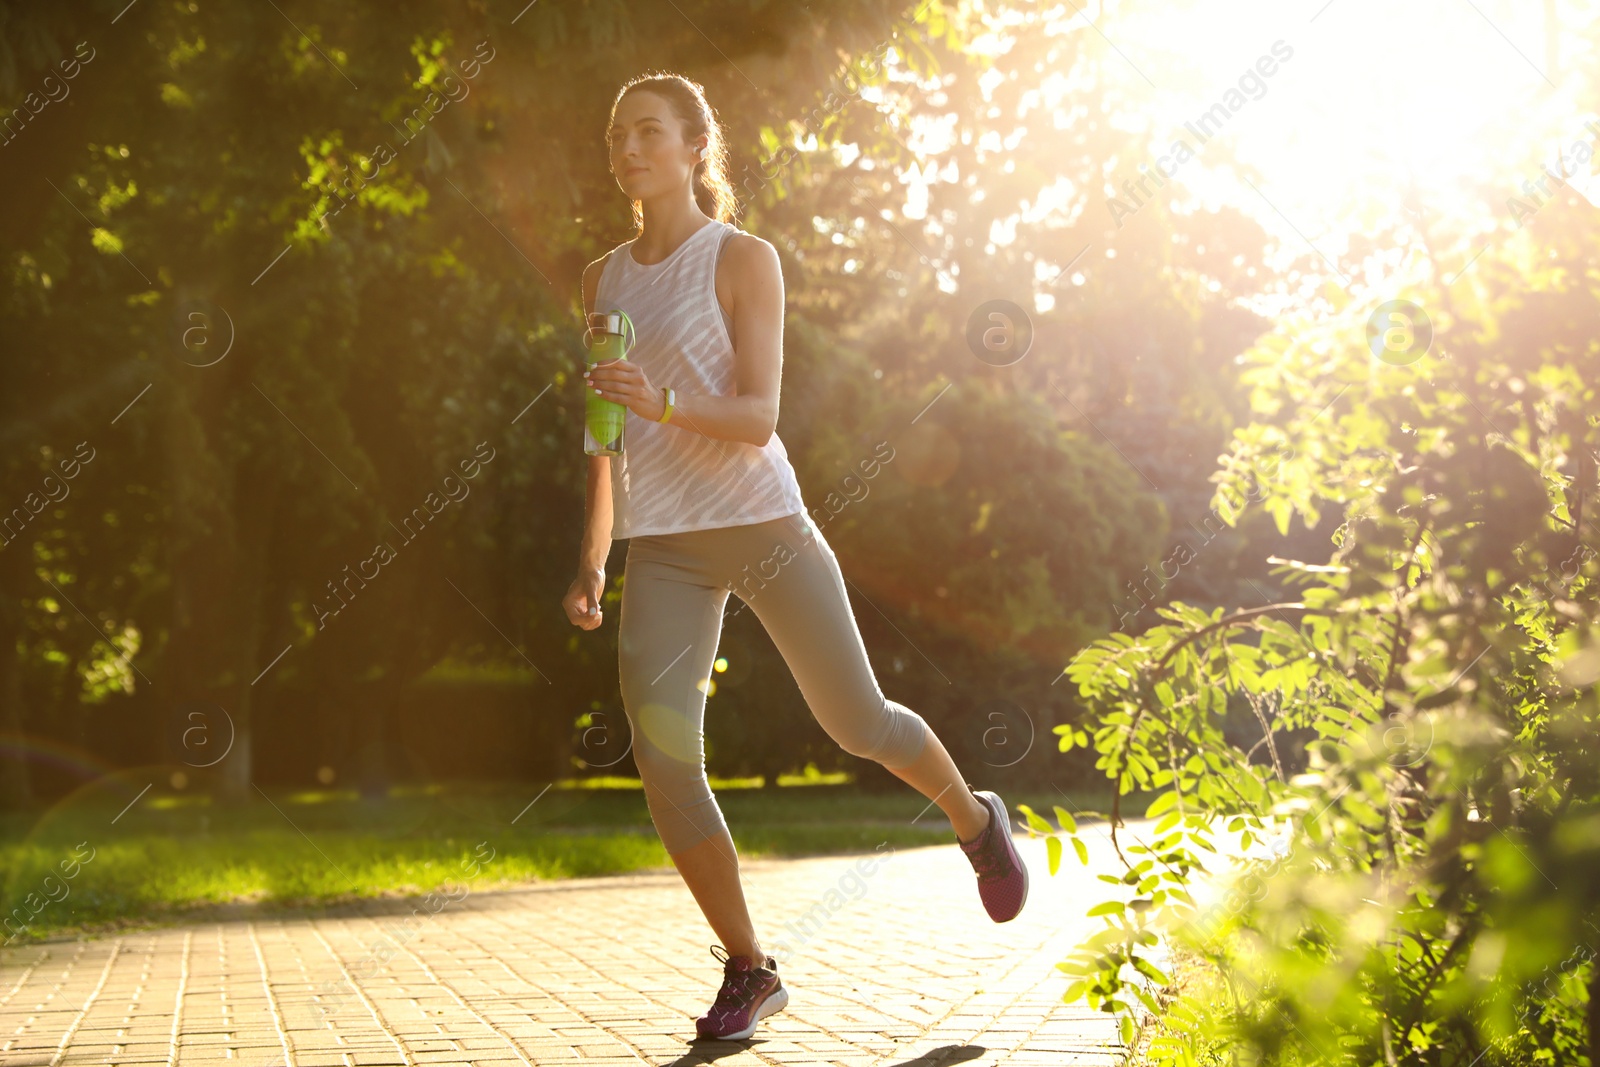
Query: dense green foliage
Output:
[[1026, 181, 1600, 1063], [0, 0, 1261, 807]]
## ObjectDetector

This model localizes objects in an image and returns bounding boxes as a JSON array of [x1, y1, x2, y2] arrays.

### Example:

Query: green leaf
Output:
[[1086, 900, 1126, 917], [1133, 957, 1171, 985], [1145, 790, 1178, 818], [1018, 804, 1054, 835]]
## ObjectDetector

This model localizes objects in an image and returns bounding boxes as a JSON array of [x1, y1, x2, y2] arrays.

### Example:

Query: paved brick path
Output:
[[1, 821, 1145, 1066]]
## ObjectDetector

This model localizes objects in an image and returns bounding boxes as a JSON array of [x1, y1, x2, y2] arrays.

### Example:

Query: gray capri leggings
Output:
[[617, 510, 929, 855]]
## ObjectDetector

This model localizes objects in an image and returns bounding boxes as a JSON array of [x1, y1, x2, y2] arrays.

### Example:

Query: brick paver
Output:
[[1, 821, 1144, 1066]]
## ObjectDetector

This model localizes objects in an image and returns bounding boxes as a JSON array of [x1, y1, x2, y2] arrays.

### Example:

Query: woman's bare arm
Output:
[[579, 453, 611, 572], [562, 254, 621, 629], [579, 256, 613, 572]]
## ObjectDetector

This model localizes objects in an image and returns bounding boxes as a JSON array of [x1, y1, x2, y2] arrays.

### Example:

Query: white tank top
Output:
[[595, 219, 807, 539]]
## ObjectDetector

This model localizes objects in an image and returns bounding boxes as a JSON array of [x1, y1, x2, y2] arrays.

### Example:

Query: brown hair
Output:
[[610, 72, 738, 231]]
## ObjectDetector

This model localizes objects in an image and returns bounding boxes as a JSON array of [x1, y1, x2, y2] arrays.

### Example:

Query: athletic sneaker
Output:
[[694, 943, 789, 1041], [958, 786, 1029, 922]]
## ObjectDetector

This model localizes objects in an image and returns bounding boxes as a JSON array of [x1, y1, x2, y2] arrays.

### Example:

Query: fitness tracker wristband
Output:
[[657, 386, 675, 423]]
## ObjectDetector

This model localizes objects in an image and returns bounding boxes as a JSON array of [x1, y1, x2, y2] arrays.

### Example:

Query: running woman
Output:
[[562, 71, 1028, 1043]]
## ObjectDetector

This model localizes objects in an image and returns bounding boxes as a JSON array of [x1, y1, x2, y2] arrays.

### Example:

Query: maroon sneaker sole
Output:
[[695, 984, 788, 1041]]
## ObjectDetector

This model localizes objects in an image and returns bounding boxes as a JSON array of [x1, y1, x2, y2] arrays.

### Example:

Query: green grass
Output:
[[0, 775, 1117, 945]]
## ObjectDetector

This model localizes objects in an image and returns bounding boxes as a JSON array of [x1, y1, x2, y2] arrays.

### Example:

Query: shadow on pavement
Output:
[[663, 1040, 990, 1065]]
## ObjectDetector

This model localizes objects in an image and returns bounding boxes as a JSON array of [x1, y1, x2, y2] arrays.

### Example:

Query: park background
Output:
[[2, 1, 1599, 1062]]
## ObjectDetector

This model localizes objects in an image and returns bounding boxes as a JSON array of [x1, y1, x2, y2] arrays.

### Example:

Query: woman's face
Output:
[[608, 90, 704, 201]]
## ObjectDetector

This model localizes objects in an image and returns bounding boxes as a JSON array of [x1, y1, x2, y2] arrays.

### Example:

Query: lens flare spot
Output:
[[638, 702, 701, 762]]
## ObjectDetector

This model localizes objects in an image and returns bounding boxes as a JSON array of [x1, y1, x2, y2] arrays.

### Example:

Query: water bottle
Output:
[[584, 308, 635, 456]]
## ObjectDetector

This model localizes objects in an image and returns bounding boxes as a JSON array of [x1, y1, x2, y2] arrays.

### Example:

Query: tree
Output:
[[1032, 174, 1600, 1066]]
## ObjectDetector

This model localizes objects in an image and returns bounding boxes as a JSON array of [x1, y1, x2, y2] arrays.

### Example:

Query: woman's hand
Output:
[[584, 359, 668, 423], [563, 568, 606, 629]]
